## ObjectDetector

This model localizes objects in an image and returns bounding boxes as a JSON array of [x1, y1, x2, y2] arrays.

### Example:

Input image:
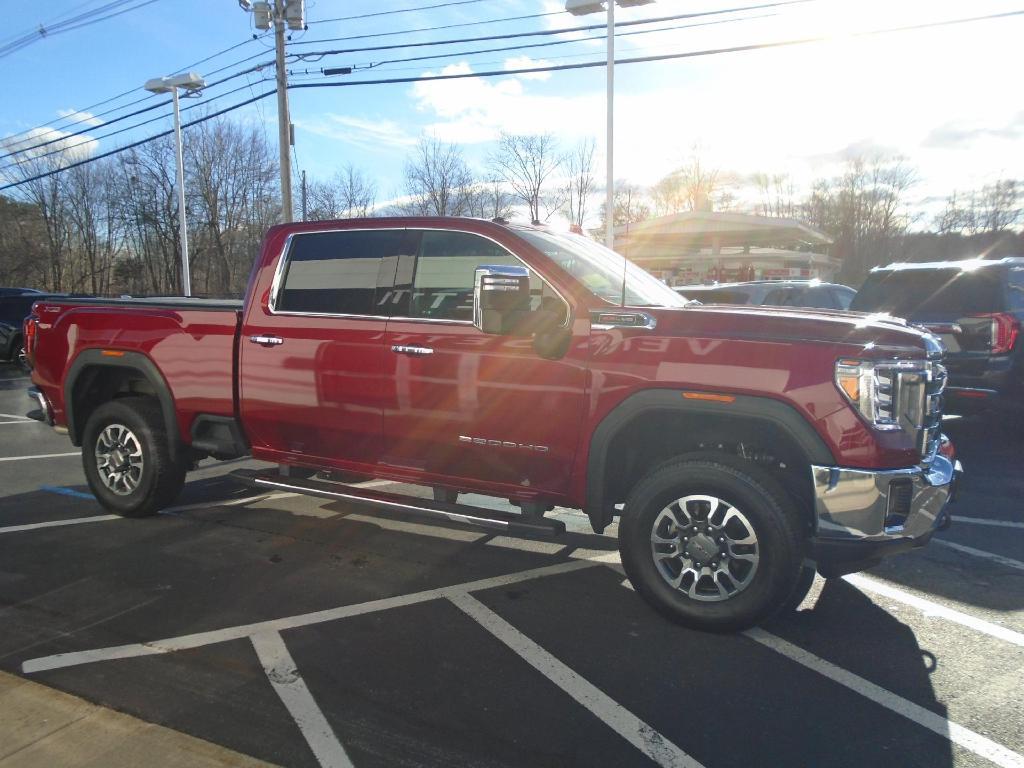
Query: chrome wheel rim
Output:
[[650, 494, 760, 602], [95, 424, 144, 496]]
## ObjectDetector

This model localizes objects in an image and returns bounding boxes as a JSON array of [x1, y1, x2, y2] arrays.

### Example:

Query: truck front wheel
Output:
[[618, 455, 804, 632], [82, 398, 186, 517]]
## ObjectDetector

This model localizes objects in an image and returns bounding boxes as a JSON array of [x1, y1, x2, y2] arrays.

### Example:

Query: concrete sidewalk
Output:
[[0, 671, 275, 768]]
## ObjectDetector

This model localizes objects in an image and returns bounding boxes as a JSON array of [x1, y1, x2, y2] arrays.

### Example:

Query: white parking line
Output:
[[0, 420, 35, 425], [451, 592, 702, 768], [746, 628, 1024, 768], [0, 412, 30, 419], [0, 451, 79, 462], [251, 631, 353, 768], [844, 573, 1024, 648], [953, 516, 1024, 530], [933, 539, 1024, 572], [21, 560, 598, 673], [0, 514, 121, 535]]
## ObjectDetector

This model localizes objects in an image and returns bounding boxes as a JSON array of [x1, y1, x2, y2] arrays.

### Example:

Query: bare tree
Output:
[[489, 132, 562, 223], [803, 155, 917, 283], [563, 138, 595, 230], [466, 175, 515, 220], [187, 117, 279, 296], [935, 180, 1022, 236], [650, 153, 722, 216], [400, 136, 474, 216], [599, 181, 651, 229], [308, 164, 377, 221], [753, 172, 798, 218]]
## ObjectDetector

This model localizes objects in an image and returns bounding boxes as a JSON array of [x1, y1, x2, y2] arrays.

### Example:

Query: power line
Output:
[[0, 90, 276, 193], [300, 10, 561, 46], [2, 61, 274, 160], [312, 0, 488, 25], [292, 1, 805, 56], [0, 76, 275, 172], [0, 0, 161, 59], [3, 7, 1022, 193], [317, 13, 773, 74], [1, 33, 272, 145]]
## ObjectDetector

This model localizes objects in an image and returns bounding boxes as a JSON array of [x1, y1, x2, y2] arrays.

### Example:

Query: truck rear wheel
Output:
[[618, 455, 804, 632], [82, 398, 186, 517]]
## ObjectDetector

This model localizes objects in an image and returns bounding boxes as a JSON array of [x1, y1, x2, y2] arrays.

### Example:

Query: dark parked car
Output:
[[852, 257, 1023, 415], [675, 280, 856, 310], [0, 291, 82, 366]]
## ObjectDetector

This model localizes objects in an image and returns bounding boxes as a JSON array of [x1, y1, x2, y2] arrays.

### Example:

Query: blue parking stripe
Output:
[[40, 485, 95, 500]]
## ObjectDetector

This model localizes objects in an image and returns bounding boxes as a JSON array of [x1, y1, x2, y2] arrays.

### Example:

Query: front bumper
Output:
[[809, 451, 961, 577]]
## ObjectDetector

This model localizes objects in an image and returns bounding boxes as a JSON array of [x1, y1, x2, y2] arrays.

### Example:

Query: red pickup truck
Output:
[[24, 217, 960, 631]]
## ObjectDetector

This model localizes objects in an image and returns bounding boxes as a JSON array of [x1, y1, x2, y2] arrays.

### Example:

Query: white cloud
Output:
[[504, 56, 553, 81], [57, 109, 103, 127], [0, 126, 98, 169], [295, 114, 417, 151]]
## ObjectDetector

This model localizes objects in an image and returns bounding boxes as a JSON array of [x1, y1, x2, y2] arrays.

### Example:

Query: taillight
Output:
[[971, 312, 1020, 354], [23, 314, 38, 367]]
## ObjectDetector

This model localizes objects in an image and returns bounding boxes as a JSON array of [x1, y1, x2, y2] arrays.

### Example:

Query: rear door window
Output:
[[276, 229, 410, 316]]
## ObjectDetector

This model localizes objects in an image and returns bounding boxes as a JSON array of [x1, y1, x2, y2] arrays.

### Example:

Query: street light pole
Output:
[[144, 72, 205, 297], [565, 0, 653, 251], [604, 0, 614, 251], [170, 86, 190, 296]]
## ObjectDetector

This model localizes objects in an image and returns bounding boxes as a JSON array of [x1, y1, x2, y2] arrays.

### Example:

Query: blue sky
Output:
[[2, 0, 1023, 221]]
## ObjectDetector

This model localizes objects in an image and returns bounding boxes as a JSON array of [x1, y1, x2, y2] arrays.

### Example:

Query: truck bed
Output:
[[29, 296, 243, 447]]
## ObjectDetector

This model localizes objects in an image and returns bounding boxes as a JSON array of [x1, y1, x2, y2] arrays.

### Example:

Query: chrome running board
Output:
[[230, 468, 566, 537]]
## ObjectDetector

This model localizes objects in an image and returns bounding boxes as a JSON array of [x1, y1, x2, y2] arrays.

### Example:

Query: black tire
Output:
[[618, 454, 804, 632], [81, 397, 186, 517]]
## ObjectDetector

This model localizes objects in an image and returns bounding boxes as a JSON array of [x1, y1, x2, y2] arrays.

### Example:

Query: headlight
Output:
[[835, 357, 947, 459], [835, 358, 902, 431]]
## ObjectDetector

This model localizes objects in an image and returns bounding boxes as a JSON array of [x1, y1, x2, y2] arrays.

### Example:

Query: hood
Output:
[[645, 304, 933, 358]]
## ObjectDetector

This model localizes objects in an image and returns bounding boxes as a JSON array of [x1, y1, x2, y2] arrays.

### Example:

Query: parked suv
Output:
[[676, 280, 856, 310], [852, 258, 1023, 415]]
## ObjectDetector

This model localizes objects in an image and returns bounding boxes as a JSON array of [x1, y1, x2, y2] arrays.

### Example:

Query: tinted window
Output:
[[831, 286, 855, 310], [277, 230, 408, 315], [408, 230, 544, 321], [762, 288, 799, 306], [851, 267, 1004, 317]]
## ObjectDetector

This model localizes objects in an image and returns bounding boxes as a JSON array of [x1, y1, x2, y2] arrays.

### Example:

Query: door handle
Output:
[[250, 334, 284, 347], [391, 345, 434, 356]]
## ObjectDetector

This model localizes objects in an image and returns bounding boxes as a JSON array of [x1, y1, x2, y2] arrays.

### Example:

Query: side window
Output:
[[762, 288, 795, 306], [276, 230, 407, 315], [408, 230, 552, 322]]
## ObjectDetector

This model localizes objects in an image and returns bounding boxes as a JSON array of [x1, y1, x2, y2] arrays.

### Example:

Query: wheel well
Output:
[[69, 366, 161, 446], [598, 410, 817, 533]]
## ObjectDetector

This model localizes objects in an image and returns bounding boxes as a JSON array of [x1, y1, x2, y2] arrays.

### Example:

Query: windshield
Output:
[[515, 228, 688, 308]]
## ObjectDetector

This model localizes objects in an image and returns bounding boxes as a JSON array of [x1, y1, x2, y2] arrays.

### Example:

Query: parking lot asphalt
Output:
[[0, 363, 1021, 768]]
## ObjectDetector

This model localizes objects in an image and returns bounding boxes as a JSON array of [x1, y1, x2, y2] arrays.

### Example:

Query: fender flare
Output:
[[63, 349, 180, 452], [583, 389, 836, 532]]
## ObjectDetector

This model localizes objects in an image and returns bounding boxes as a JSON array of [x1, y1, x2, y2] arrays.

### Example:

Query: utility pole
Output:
[[301, 169, 307, 221], [274, 0, 293, 222]]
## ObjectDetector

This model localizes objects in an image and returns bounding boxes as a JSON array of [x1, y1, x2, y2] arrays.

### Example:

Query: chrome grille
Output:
[[875, 359, 945, 461], [921, 362, 946, 460]]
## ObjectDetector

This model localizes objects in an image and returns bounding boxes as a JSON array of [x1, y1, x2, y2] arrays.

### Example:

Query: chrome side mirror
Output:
[[473, 265, 531, 335]]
